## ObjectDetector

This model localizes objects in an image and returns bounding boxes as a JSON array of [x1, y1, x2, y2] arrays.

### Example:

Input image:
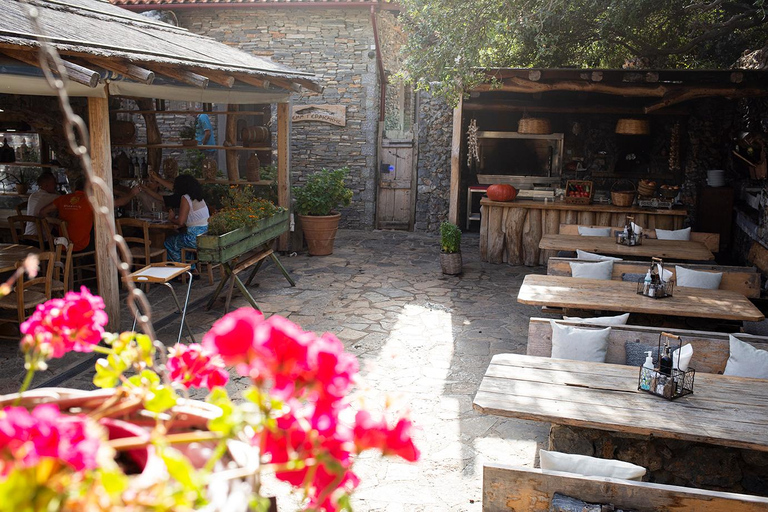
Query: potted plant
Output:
[[440, 221, 462, 275], [5, 165, 39, 195], [293, 167, 353, 256], [0, 263, 419, 512]]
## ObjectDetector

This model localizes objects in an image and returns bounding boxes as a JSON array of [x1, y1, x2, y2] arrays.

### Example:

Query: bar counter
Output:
[[479, 198, 688, 266]]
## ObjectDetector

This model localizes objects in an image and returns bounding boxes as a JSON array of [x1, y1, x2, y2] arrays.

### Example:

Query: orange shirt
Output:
[[54, 191, 93, 251]]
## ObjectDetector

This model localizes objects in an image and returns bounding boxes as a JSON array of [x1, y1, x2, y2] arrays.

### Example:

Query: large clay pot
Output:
[[299, 213, 341, 256]]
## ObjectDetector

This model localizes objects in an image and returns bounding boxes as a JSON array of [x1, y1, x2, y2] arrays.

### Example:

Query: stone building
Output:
[[113, 0, 453, 232]]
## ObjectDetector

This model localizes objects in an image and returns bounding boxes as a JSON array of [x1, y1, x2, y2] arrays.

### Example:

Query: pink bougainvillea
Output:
[[167, 343, 229, 390], [20, 287, 108, 359]]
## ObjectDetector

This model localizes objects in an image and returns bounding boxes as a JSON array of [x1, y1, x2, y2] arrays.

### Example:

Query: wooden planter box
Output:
[[197, 210, 289, 264]]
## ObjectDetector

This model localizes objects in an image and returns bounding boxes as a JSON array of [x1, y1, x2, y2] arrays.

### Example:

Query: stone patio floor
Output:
[[0, 229, 550, 511]]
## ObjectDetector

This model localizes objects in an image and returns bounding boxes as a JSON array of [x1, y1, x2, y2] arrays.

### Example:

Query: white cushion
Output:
[[576, 250, 622, 261], [578, 226, 612, 237], [724, 335, 768, 379], [550, 320, 610, 362], [563, 313, 630, 326], [569, 260, 613, 280], [656, 227, 691, 240], [539, 450, 647, 481], [675, 266, 722, 289]]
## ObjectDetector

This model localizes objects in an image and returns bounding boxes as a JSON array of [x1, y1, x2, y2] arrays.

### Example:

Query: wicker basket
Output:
[[440, 252, 462, 275], [564, 180, 593, 204], [616, 118, 650, 135], [518, 117, 551, 135], [611, 180, 636, 207], [637, 179, 657, 197]]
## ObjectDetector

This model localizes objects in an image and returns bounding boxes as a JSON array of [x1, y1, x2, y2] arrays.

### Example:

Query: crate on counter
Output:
[[564, 180, 593, 204]]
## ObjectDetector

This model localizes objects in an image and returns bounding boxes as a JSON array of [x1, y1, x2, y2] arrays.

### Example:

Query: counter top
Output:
[[480, 198, 688, 216]]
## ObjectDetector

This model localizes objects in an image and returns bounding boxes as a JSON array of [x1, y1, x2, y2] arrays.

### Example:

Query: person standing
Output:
[[195, 113, 216, 156], [24, 171, 59, 235]]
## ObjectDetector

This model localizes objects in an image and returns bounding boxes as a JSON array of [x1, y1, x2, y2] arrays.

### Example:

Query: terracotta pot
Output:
[[15, 184, 28, 195], [299, 213, 341, 256]]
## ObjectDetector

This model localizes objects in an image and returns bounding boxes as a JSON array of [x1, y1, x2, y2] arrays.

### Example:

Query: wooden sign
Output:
[[292, 105, 346, 127]]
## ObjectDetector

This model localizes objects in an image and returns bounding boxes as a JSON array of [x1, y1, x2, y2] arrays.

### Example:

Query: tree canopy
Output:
[[397, 0, 768, 104]]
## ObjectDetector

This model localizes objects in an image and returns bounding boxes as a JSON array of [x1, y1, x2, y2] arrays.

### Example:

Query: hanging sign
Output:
[[292, 105, 346, 127]]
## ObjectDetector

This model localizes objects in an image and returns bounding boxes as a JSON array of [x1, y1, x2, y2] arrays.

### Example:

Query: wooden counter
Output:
[[479, 198, 688, 266]]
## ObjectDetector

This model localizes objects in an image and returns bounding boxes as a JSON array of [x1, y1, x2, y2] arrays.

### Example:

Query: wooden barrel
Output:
[[246, 153, 261, 182], [240, 126, 269, 144], [110, 120, 136, 144]]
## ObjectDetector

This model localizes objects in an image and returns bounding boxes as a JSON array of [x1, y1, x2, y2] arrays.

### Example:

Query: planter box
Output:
[[197, 210, 289, 264]]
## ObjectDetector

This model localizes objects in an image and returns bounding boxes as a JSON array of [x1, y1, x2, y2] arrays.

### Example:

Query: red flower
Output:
[[353, 411, 419, 462], [167, 343, 229, 390], [202, 308, 264, 366]]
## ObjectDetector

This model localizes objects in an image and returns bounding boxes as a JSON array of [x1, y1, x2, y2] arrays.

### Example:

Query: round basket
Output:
[[611, 180, 636, 207], [616, 118, 650, 135], [518, 117, 551, 134]]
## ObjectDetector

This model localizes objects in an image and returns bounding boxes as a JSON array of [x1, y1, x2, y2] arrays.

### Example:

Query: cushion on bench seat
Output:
[[578, 226, 612, 237], [550, 321, 610, 362], [576, 249, 622, 261], [656, 226, 691, 240], [570, 260, 613, 280], [724, 335, 768, 379], [539, 450, 647, 481], [563, 313, 629, 326], [675, 265, 722, 289]]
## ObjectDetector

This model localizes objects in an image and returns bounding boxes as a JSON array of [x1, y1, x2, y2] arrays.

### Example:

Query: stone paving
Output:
[[0, 229, 550, 511]]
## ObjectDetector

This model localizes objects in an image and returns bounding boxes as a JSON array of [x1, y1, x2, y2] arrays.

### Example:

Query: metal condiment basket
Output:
[[637, 332, 695, 400]]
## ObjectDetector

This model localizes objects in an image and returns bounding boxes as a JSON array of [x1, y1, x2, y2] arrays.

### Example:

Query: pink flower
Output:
[[20, 287, 109, 360], [353, 411, 420, 462], [202, 308, 264, 366], [0, 404, 101, 475], [167, 343, 229, 390]]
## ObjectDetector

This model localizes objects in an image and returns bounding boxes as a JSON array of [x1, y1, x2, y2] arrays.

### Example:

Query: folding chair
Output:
[[128, 262, 194, 344]]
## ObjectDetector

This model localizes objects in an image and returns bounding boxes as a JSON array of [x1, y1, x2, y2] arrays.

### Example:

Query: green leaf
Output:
[[144, 384, 177, 414], [159, 446, 203, 495]]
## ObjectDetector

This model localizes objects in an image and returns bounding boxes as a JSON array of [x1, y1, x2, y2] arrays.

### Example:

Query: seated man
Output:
[[24, 171, 59, 236]]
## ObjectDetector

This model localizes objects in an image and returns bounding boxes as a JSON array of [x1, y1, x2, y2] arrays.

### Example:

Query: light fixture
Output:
[[616, 118, 650, 135]]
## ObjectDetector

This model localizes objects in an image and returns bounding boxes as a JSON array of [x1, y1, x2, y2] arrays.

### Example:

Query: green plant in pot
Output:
[[293, 167, 353, 256], [439, 221, 462, 275], [6, 166, 39, 195]]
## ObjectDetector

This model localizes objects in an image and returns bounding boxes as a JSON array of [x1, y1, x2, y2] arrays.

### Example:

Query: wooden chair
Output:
[[30, 235, 72, 296], [14, 201, 27, 216], [42, 217, 97, 290], [180, 247, 216, 285], [7, 215, 45, 249], [0, 251, 54, 325], [116, 218, 167, 269]]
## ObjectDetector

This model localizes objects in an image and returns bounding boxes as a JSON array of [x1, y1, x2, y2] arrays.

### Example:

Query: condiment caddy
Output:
[[637, 257, 673, 298], [616, 215, 643, 246], [637, 332, 695, 400]]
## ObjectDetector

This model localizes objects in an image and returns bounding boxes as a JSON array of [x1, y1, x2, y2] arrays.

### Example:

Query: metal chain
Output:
[[23, 2, 167, 368]]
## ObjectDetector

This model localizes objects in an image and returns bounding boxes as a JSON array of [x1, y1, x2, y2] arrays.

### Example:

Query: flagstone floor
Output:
[[0, 229, 549, 511]]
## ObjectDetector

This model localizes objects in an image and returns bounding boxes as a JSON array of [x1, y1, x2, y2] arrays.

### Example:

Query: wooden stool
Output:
[[180, 247, 216, 285]]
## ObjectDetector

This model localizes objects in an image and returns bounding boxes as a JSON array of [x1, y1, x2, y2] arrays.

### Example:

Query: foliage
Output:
[[178, 123, 196, 141], [4, 166, 40, 185], [440, 222, 461, 253], [255, 163, 279, 204], [2, 285, 420, 512], [397, 0, 768, 105], [293, 167, 353, 216], [207, 185, 285, 236]]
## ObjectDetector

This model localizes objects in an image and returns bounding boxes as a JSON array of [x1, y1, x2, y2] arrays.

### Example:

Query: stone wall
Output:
[[174, 7, 379, 229], [415, 91, 452, 232]]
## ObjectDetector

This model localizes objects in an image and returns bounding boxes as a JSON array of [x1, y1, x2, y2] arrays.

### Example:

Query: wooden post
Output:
[[277, 101, 291, 251], [135, 98, 162, 173], [225, 103, 239, 181], [449, 97, 462, 226], [88, 96, 120, 331]]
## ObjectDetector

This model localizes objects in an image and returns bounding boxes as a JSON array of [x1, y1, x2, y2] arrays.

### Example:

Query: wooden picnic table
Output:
[[538, 233, 715, 261], [518, 274, 764, 322], [0, 243, 43, 272], [473, 353, 768, 452]]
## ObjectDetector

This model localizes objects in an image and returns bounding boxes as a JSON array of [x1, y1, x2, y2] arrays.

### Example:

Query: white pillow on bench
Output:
[[563, 313, 630, 326], [675, 265, 722, 289], [539, 450, 647, 481], [570, 260, 613, 280], [550, 320, 610, 362], [576, 250, 622, 261], [656, 227, 691, 240], [578, 226, 612, 237], [724, 335, 768, 379]]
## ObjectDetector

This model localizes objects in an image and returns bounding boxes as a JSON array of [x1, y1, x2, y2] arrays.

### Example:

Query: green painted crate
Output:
[[197, 210, 289, 264]]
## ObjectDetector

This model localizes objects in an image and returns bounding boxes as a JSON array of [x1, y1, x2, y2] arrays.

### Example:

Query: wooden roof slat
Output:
[[146, 63, 209, 88], [83, 56, 155, 85], [2, 48, 100, 88]]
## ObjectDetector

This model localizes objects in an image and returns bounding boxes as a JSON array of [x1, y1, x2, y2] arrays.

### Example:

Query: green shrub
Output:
[[293, 167, 353, 216], [207, 185, 284, 235], [440, 222, 461, 253]]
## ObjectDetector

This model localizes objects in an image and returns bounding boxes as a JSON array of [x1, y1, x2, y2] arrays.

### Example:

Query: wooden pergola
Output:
[[0, 0, 319, 329]]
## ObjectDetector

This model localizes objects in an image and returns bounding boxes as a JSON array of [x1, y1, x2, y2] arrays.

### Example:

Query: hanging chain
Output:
[[467, 118, 479, 167], [22, 3, 166, 366]]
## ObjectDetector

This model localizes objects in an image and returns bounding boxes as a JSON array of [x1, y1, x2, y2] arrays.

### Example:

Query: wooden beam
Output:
[[644, 87, 768, 113], [225, 104, 239, 181], [277, 101, 291, 252], [473, 76, 671, 97], [88, 96, 120, 331], [295, 78, 324, 94], [146, 64, 209, 88], [265, 76, 303, 92], [201, 70, 235, 88], [233, 74, 270, 89], [462, 102, 689, 115], [448, 97, 462, 226], [83, 56, 154, 85], [3, 49, 100, 88]]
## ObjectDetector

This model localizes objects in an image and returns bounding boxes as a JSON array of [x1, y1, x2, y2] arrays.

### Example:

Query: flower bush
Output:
[[0, 288, 419, 512], [207, 185, 285, 236]]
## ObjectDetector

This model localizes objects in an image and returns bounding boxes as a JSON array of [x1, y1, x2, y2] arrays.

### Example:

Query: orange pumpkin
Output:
[[486, 184, 517, 202]]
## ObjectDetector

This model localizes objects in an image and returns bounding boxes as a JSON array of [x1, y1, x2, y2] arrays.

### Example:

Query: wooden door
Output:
[[377, 141, 415, 229]]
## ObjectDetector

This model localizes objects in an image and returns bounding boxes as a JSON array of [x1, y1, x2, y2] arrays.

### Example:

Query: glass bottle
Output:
[[659, 340, 673, 375]]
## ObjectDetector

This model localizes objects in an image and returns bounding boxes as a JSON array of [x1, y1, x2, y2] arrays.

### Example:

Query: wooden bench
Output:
[[558, 223, 720, 252], [547, 256, 761, 298], [482, 464, 768, 511], [527, 317, 768, 373]]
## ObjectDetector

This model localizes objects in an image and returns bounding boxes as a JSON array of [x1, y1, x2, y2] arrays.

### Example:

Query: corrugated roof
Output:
[[111, 0, 388, 6], [1, 0, 317, 86]]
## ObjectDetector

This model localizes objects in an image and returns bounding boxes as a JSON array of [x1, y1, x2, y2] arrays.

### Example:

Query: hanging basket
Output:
[[616, 118, 650, 135], [518, 117, 551, 135], [611, 180, 636, 207]]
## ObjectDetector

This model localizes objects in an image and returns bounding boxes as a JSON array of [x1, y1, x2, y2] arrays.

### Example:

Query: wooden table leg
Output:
[[205, 264, 232, 310], [270, 253, 296, 287]]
